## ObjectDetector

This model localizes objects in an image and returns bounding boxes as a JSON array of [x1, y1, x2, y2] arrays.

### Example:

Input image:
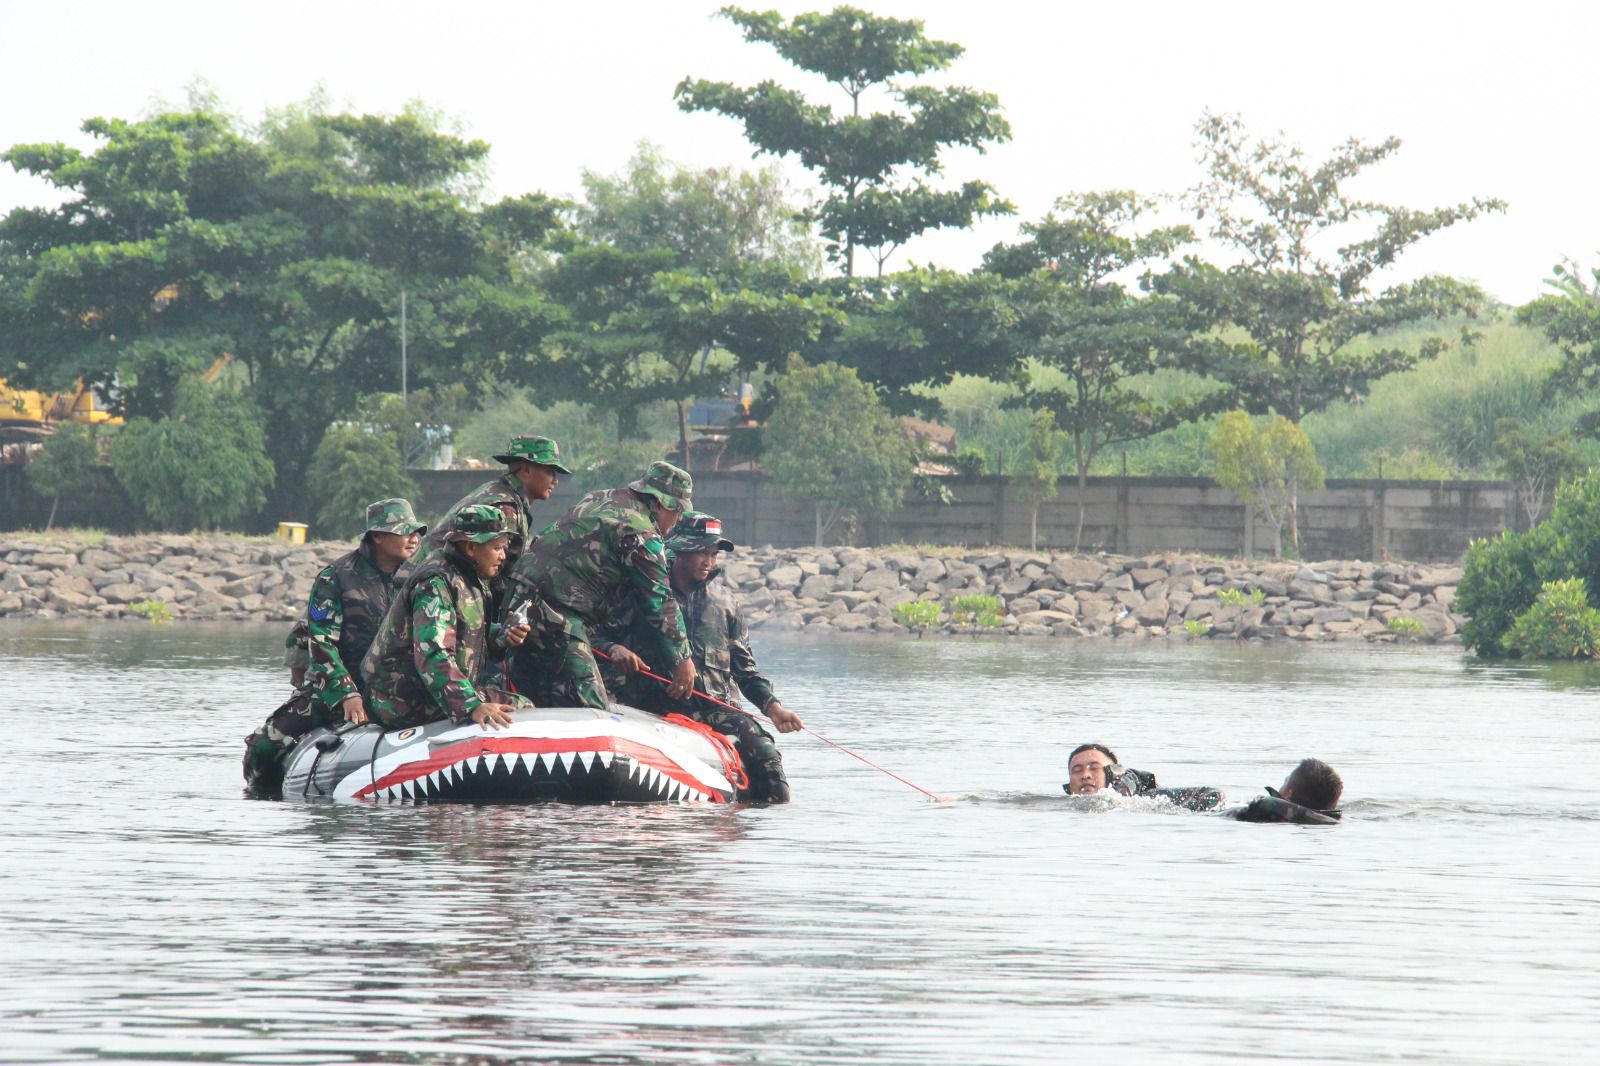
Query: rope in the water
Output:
[[592, 648, 949, 801]]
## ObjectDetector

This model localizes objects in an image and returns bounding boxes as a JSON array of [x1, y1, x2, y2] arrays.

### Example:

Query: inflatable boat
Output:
[[280, 703, 744, 804]]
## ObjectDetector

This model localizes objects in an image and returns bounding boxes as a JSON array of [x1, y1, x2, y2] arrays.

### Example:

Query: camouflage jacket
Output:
[[360, 547, 500, 727], [424, 472, 534, 555], [305, 539, 400, 710], [505, 487, 689, 667], [597, 567, 775, 712]]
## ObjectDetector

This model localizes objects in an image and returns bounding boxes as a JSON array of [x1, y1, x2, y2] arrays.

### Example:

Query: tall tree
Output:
[[986, 191, 1221, 549], [675, 5, 1012, 278], [0, 105, 561, 519], [1014, 408, 1064, 552], [1154, 112, 1504, 545], [542, 148, 838, 456], [1209, 411, 1325, 558], [1158, 112, 1504, 425], [762, 356, 914, 545]]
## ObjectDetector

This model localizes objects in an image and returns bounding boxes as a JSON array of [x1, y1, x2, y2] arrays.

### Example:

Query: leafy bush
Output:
[[111, 381, 275, 530], [128, 599, 173, 624], [1387, 616, 1424, 637], [952, 447, 987, 477], [892, 600, 941, 634], [25, 423, 101, 529], [1216, 586, 1265, 607], [1458, 468, 1600, 656], [1504, 578, 1600, 660], [1182, 619, 1211, 637], [950, 594, 1004, 632], [305, 425, 418, 540]]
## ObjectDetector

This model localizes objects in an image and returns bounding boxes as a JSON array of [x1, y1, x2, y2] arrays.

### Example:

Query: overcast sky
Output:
[[3, 0, 1594, 304]]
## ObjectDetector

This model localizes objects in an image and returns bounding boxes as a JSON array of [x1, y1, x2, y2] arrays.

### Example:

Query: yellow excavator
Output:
[[0, 379, 122, 443]]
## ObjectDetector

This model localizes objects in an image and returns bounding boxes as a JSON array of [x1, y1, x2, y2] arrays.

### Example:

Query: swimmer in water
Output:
[[1229, 758, 1344, 824], [1064, 743, 1157, 796]]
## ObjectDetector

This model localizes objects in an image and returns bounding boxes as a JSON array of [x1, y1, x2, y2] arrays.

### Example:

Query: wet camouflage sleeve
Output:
[[725, 600, 777, 711], [305, 568, 356, 709], [616, 526, 690, 668], [409, 574, 484, 721]]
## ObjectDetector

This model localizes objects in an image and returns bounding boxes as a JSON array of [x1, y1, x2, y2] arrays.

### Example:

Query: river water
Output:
[[1, 621, 1595, 1064]]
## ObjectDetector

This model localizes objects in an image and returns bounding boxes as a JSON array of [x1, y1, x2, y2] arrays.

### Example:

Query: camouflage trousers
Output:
[[505, 612, 610, 710], [602, 671, 789, 804], [242, 687, 327, 793], [687, 702, 789, 804]]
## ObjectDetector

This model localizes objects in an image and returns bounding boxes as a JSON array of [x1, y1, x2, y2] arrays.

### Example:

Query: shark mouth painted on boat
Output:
[[280, 704, 741, 804]]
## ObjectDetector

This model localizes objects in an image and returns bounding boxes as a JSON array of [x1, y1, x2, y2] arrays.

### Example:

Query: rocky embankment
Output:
[[0, 534, 1465, 643]]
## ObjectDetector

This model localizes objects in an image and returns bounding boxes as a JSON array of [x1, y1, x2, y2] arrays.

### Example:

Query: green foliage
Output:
[[1504, 578, 1600, 660], [762, 357, 914, 544], [1458, 468, 1600, 656], [110, 381, 275, 530], [1015, 408, 1063, 550], [1182, 619, 1212, 637], [578, 141, 821, 276], [127, 599, 173, 624], [1386, 616, 1424, 637], [1216, 586, 1265, 607], [0, 103, 561, 519], [304, 425, 418, 540], [1517, 257, 1600, 394], [676, 5, 1012, 277], [892, 599, 942, 634], [1493, 417, 1586, 527], [1209, 411, 1325, 556], [25, 422, 100, 529], [950, 593, 1003, 631], [952, 447, 987, 477], [1154, 112, 1503, 425]]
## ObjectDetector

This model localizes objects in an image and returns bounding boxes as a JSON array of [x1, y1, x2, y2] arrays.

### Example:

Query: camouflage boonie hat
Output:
[[446, 504, 512, 543], [366, 498, 427, 536], [628, 460, 693, 512], [666, 511, 733, 554], [492, 435, 573, 474]]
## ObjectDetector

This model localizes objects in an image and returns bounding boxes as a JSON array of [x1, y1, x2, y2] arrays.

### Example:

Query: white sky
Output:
[[2, 0, 1595, 304]]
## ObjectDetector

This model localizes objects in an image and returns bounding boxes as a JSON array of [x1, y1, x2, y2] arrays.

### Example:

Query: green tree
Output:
[[1155, 112, 1502, 545], [1209, 410, 1325, 557], [987, 191, 1221, 549], [1518, 258, 1600, 394], [762, 357, 913, 544], [544, 149, 839, 457], [110, 380, 274, 530], [1492, 417, 1586, 528], [24, 422, 99, 530], [676, 5, 1012, 278], [1160, 112, 1504, 426], [1014, 409, 1064, 551], [304, 424, 418, 540], [0, 104, 561, 518]]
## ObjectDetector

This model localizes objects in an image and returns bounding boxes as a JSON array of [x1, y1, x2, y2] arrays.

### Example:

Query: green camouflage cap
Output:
[[491, 435, 573, 474], [629, 460, 693, 512], [446, 503, 513, 544], [366, 498, 427, 536], [666, 511, 733, 554]]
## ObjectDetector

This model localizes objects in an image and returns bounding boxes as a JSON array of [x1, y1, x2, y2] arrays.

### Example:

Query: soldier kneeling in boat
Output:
[[360, 505, 532, 731], [598, 511, 803, 803], [244, 498, 428, 792]]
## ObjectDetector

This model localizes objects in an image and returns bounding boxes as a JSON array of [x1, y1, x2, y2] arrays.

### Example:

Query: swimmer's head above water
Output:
[[1066, 743, 1118, 795]]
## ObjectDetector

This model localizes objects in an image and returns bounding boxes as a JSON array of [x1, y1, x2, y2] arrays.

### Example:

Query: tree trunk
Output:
[[815, 502, 824, 548], [676, 399, 690, 471], [1288, 475, 1300, 554], [45, 493, 59, 531], [1074, 466, 1089, 552], [1030, 503, 1039, 552]]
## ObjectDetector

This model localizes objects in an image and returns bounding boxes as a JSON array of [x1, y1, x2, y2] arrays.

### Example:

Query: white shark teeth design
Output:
[[552, 752, 570, 775], [596, 751, 614, 769]]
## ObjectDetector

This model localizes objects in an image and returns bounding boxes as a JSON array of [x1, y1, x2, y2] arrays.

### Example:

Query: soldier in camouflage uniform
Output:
[[361, 505, 532, 730], [420, 435, 572, 572], [244, 498, 427, 791], [599, 511, 804, 803], [502, 461, 697, 710]]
